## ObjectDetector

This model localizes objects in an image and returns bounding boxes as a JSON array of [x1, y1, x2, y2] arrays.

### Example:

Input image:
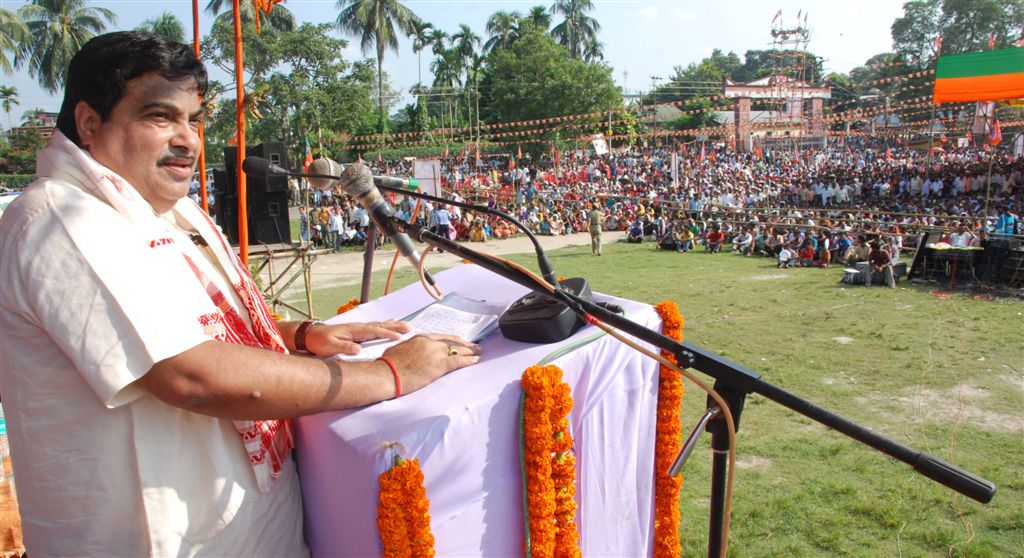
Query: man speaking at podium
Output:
[[0, 32, 479, 557]]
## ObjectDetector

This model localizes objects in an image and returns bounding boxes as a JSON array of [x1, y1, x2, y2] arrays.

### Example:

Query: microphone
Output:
[[244, 155, 420, 191], [242, 156, 290, 178], [339, 163, 435, 285], [307, 157, 343, 190]]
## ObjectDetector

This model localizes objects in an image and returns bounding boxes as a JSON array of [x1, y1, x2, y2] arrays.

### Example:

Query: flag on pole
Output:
[[699, 142, 705, 161], [377, 151, 382, 163], [357, 153, 363, 164], [987, 34, 996, 49], [990, 119, 1002, 145], [443, 144, 449, 158], [1015, 36, 1024, 47], [517, 144, 523, 159], [303, 136, 313, 173], [934, 34, 943, 55], [771, 9, 781, 23]]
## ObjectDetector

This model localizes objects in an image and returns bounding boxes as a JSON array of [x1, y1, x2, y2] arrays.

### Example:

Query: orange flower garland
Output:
[[653, 301, 685, 558], [376, 456, 435, 558], [336, 298, 360, 315], [520, 365, 580, 558]]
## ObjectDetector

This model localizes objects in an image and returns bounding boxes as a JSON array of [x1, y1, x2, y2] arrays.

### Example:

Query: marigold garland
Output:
[[376, 456, 435, 558], [336, 298, 360, 315], [653, 301, 685, 558], [520, 365, 581, 558]]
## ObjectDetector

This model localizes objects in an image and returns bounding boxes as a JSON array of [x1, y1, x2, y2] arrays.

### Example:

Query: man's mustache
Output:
[[158, 152, 196, 166]]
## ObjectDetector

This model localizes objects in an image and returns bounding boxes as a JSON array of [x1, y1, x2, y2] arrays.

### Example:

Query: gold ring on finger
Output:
[[447, 346, 459, 357]]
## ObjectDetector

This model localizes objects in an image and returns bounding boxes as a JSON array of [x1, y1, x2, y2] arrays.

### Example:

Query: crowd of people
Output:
[[289, 138, 1021, 278]]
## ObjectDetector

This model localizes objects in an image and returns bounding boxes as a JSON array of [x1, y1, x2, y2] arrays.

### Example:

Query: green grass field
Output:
[[284, 240, 1023, 557]]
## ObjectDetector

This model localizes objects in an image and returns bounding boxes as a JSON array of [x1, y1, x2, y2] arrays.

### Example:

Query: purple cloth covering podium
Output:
[[295, 265, 663, 556]]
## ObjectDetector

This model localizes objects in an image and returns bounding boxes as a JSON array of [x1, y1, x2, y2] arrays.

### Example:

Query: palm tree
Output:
[[427, 28, 448, 57], [431, 48, 462, 141], [483, 10, 521, 54], [522, 6, 552, 32], [137, 11, 185, 42], [21, 107, 47, 127], [409, 19, 433, 89], [449, 24, 480, 142], [335, 0, 422, 134], [0, 8, 29, 75], [0, 86, 19, 131], [550, 0, 600, 59], [205, 0, 295, 31], [582, 36, 604, 62], [450, 23, 481, 66], [17, 0, 117, 93]]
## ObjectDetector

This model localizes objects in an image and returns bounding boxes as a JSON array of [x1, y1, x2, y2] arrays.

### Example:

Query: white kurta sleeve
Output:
[[3, 182, 214, 407]]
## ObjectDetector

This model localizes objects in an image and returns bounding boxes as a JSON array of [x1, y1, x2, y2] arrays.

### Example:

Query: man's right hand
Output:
[[382, 334, 482, 395]]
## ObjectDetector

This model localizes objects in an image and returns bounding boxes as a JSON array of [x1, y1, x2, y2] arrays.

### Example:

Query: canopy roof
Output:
[[933, 47, 1024, 103]]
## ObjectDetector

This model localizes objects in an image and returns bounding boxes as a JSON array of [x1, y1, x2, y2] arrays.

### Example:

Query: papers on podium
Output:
[[336, 293, 507, 361]]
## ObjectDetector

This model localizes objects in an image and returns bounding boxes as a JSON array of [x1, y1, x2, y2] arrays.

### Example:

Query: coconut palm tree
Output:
[[137, 11, 185, 42], [409, 19, 433, 88], [483, 10, 521, 54], [0, 86, 19, 131], [17, 0, 116, 93], [0, 8, 29, 75], [522, 5, 552, 32], [449, 24, 480, 142], [431, 48, 462, 140], [550, 0, 600, 59], [582, 36, 604, 62], [205, 0, 295, 31], [335, 0, 422, 133], [427, 28, 448, 57]]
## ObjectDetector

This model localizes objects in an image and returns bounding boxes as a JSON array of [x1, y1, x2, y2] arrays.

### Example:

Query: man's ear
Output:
[[73, 101, 101, 149]]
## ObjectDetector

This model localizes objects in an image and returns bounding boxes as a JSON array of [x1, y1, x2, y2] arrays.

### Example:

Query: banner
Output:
[[591, 134, 609, 155], [414, 159, 442, 197]]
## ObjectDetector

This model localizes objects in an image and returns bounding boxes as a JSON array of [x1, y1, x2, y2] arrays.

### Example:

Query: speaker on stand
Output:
[[218, 142, 293, 246]]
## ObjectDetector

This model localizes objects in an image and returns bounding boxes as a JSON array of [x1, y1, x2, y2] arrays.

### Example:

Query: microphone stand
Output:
[[388, 216, 997, 558]]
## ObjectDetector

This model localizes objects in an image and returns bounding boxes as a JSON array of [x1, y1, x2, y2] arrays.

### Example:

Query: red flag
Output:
[[987, 34, 996, 49], [517, 144, 523, 159], [699, 143, 705, 161], [709, 149, 717, 163], [934, 34, 943, 55], [475, 142, 480, 162], [885, 147, 892, 160], [966, 131, 973, 143], [555, 147, 561, 165], [771, 9, 781, 23], [456, 145, 466, 163], [443, 144, 449, 158], [989, 119, 1002, 145], [508, 155, 516, 170], [377, 151, 382, 163], [1015, 36, 1024, 47]]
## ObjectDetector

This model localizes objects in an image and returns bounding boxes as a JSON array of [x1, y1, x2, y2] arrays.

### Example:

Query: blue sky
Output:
[[1, 0, 905, 128]]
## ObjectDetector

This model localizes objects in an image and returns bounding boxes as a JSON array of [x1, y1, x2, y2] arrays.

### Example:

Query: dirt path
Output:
[[272, 230, 626, 297]]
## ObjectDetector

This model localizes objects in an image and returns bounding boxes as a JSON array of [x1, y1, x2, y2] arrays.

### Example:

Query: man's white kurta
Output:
[[0, 137, 306, 557]]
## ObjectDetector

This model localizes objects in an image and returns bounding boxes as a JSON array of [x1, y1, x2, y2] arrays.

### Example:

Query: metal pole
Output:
[[192, 0, 209, 214], [231, 0, 248, 265]]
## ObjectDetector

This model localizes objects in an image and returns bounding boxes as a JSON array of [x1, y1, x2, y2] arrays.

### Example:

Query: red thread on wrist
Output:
[[378, 357, 401, 399]]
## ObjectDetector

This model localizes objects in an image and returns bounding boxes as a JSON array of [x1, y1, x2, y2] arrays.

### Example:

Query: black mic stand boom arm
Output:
[[390, 216, 996, 506]]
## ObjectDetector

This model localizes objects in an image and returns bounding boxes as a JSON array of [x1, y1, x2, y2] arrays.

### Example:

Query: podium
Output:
[[295, 265, 664, 556]]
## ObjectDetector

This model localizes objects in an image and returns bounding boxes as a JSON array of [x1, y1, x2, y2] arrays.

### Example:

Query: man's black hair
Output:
[[56, 31, 208, 146]]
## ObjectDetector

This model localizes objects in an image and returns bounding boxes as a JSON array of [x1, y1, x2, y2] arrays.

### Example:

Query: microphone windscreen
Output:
[[308, 158, 343, 190], [242, 156, 273, 177], [339, 163, 375, 197]]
